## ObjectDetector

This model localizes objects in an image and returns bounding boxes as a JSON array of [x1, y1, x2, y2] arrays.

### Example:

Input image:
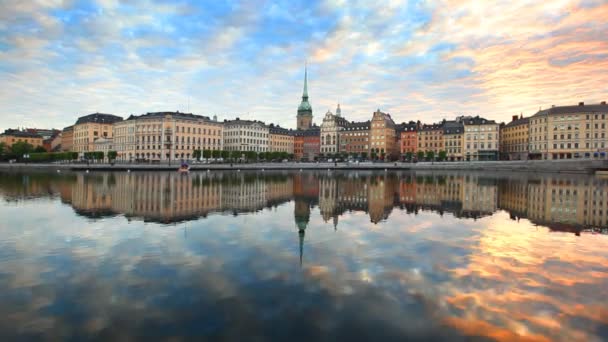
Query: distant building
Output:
[[268, 124, 294, 154], [73, 113, 123, 155], [339, 120, 370, 157], [223, 118, 268, 152], [528, 102, 608, 160], [370, 109, 398, 160], [93, 137, 113, 159], [500, 115, 529, 160], [61, 125, 74, 152], [320, 104, 348, 156], [0, 129, 44, 150], [443, 120, 464, 161], [463, 116, 499, 161], [296, 66, 313, 130], [113, 111, 223, 162]]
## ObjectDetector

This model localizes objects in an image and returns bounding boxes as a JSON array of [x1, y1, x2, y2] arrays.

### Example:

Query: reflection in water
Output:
[[0, 170, 607, 341]]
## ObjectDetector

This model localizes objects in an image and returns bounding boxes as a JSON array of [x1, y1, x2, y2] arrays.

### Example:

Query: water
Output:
[[0, 170, 607, 341]]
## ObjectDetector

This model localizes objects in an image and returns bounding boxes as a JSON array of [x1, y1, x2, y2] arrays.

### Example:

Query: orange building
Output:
[[370, 109, 398, 160], [397, 121, 419, 159], [339, 121, 370, 157], [292, 126, 320, 161], [0, 129, 43, 150]]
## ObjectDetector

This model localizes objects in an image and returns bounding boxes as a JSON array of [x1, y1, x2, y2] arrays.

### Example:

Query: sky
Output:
[[0, 0, 607, 131]]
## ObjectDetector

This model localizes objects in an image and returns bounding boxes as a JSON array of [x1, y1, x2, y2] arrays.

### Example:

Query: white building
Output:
[[462, 116, 500, 161], [320, 104, 348, 156], [223, 118, 269, 152]]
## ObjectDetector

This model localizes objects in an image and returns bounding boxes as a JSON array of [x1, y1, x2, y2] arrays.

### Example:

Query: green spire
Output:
[[302, 63, 308, 100]]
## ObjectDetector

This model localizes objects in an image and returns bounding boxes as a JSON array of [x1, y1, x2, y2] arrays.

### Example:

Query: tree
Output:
[[11, 141, 34, 156], [438, 150, 447, 161], [244, 151, 257, 161], [108, 150, 118, 161], [214, 150, 223, 159], [192, 149, 201, 161], [0, 142, 6, 154], [360, 152, 368, 160], [203, 149, 212, 159], [405, 152, 413, 161], [417, 151, 425, 161], [34, 146, 47, 153], [426, 150, 435, 161], [230, 150, 241, 160]]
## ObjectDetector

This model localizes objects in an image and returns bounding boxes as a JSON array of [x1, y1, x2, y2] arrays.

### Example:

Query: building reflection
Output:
[[1, 171, 607, 235]]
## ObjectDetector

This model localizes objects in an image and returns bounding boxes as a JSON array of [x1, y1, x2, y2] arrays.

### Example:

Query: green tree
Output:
[[11, 141, 34, 156], [213, 150, 223, 159], [244, 151, 257, 161], [108, 150, 118, 161], [426, 150, 435, 161], [230, 150, 241, 160], [438, 150, 447, 161], [0, 142, 6, 154], [34, 146, 47, 153], [360, 152, 367, 160], [417, 151, 425, 161], [405, 151, 413, 161], [203, 149, 212, 159], [192, 149, 201, 161]]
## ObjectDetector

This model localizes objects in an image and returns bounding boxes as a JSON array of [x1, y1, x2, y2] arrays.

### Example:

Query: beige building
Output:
[[462, 116, 499, 161], [320, 105, 348, 156], [529, 102, 608, 160], [113, 111, 223, 162], [93, 137, 113, 160], [500, 115, 529, 160], [268, 125, 294, 154], [443, 121, 464, 161], [73, 113, 123, 155], [370, 109, 398, 160], [61, 125, 74, 152], [417, 123, 444, 157], [0, 129, 43, 150], [223, 118, 269, 152]]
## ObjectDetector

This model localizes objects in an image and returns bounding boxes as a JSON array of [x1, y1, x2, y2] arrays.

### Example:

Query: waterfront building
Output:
[[339, 121, 370, 158], [296, 66, 313, 130], [398, 121, 419, 158], [113, 111, 223, 162], [370, 109, 398, 160], [61, 125, 74, 152], [463, 116, 499, 161], [0, 129, 44, 150], [223, 118, 268, 152], [443, 120, 464, 161], [500, 115, 529, 160], [320, 104, 348, 156], [268, 124, 294, 154], [528, 102, 608, 160], [48, 132, 62, 152], [93, 137, 113, 159], [417, 122, 444, 158], [293, 126, 320, 161], [73, 113, 123, 155]]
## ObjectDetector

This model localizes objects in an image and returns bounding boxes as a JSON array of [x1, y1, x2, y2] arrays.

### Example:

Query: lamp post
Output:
[[23, 153, 29, 164]]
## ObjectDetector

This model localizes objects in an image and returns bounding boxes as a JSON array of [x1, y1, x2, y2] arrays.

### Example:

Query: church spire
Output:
[[302, 63, 308, 100]]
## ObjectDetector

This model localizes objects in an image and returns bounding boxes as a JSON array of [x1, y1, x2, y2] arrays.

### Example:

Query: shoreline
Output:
[[1, 159, 606, 174]]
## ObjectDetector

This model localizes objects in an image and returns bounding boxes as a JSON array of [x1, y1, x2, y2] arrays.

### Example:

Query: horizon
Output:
[[1, 0, 607, 132]]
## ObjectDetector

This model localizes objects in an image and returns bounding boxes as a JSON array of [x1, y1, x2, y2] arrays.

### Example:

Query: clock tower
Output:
[[296, 66, 313, 130]]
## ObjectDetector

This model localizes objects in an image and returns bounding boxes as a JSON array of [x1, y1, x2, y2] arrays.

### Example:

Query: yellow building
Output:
[[0, 129, 43, 150], [529, 102, 608, 160], [500, 115, 529, 160], [268, 125, 294, 154], [61, 125, 74, 152], [462, 116, 499, 161], [443, 121, 464, 161], [73, 113, 123, 155], [112, 111, 223, 162], [417, 123, 444, 158], [370, 109, 398, 160]]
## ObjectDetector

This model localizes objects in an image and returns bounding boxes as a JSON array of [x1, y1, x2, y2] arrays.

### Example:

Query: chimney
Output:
[[512, 115, 518, 122], [578, 102, 584, 106]]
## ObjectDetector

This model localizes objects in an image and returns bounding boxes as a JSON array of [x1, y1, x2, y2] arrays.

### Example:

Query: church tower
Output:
[[296, 65, 313, 130]]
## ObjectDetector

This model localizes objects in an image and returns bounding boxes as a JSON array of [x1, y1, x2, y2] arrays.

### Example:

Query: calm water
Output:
[[0, 170, 607, 341]]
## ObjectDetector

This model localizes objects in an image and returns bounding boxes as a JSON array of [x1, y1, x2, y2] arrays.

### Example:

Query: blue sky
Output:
[[0, 0, 607, 131]]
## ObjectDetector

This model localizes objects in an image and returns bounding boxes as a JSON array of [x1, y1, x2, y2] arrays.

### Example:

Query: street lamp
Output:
[[23, 154, 29, 164]]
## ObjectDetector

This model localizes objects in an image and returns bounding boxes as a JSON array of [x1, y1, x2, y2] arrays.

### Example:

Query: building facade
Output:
[[320, 105, 348, 156], [500, 115, 529, 160], [339, 121, 370, 157], [73, 113, 123, 155], [296, 66, 313, 130], [0, 129, 44, 150], [223, 118, 268, 152], [463, 116, 499, 161], [443, 120, 464, 161], [418, 123, 444, 157], [112, 111, 223, 162], [61, 125, 74, 152], [293, 126, 320, 161], [528, 102, 608, 160], [370, 109, 398, 160], [268, 125, 294, 154], [398, 121, 419, 158]]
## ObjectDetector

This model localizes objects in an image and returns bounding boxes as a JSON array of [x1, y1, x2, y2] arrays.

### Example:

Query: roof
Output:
[[1, 129, 42, 138], [343, 120, 370, 131], [504, 117, 530, 128], [62, 125, 73, 132], [292, 126, 320, 136], [372, 110, 395, 128], [269, 125, 292, 135], [462, 116, 497, 126], [420, 123, 444, 132], [126, 111, 213, 122], [396, 121, 419, 133], [75, 113, 123, 125], [443, 121, 464, 134], [224, 118, 267, 127], [531, 102, 608, 117]]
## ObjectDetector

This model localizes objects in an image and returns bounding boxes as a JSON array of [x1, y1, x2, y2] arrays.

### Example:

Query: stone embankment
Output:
[[1, 159, 607, 174]]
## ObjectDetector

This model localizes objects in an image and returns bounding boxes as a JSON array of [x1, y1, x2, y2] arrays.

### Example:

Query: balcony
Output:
[[164, 128, 173, 135]]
